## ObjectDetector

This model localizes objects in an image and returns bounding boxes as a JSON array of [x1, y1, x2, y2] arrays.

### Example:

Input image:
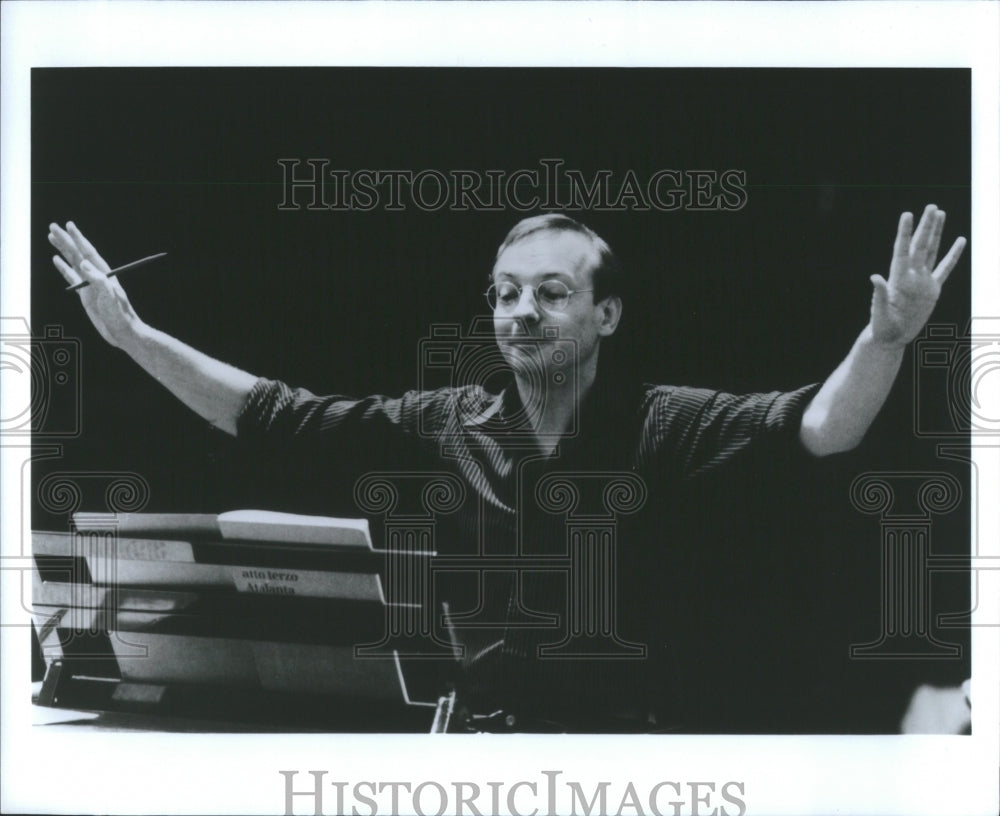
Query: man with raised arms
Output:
[[48, 205, 966, 731]]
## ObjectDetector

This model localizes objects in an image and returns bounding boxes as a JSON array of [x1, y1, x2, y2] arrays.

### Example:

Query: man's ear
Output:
[[597, 295, 622, 337]]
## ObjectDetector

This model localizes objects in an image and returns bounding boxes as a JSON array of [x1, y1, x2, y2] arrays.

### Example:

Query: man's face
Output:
[[491, 230, 618, 380]]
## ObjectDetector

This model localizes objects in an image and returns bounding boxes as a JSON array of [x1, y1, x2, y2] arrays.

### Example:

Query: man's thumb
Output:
[[870, 274, 889, 312]]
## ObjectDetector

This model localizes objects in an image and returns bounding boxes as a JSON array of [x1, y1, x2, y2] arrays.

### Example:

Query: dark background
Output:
[[30, 68, 972, 731]]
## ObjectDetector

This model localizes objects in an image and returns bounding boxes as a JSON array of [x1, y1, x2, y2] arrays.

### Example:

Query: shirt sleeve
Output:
[[234, 377, 463, 459], [650, 382, 822, 480]]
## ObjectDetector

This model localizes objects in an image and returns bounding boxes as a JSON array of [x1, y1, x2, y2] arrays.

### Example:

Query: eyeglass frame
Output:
[[484, 279, 596, 314]]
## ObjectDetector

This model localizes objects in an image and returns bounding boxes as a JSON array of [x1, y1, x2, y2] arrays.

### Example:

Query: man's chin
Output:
[[500, 341, 575, 379], [500, 341, 544, 372]]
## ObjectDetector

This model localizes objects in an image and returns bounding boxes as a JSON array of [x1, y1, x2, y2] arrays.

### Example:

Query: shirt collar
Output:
[[462, 366, 637, 433]]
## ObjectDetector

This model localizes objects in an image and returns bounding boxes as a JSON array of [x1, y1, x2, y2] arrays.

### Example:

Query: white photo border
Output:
[[2, 2, 998, 815]]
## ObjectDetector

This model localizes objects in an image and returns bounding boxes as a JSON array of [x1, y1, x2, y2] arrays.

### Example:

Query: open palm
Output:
[[870, 204, 966, 347]]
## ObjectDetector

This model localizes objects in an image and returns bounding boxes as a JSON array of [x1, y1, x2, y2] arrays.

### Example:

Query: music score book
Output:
[[32, 510, 449, 724], [106, 509, 373, 549]]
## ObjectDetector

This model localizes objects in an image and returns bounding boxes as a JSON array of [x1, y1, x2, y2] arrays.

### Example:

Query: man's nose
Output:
[[510, 286, 541, 322]]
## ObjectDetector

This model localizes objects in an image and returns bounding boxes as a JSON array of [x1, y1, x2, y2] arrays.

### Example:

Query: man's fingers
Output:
[[66, 221, 92, 251], [925, 210, 946, 270], [48, 224, 75, 257], [76, 258, 114, 290], [909, 204, 938, 265], [52, 255, 82, 287], [66, 222, 109, 272], [48, 223, 84, 266], [870, 274, 890, 314], [891, 211, 913, 274], [932, 236, 967, 287]]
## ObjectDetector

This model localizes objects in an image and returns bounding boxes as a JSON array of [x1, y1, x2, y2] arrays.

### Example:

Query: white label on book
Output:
[[230, 567, 382, 602]]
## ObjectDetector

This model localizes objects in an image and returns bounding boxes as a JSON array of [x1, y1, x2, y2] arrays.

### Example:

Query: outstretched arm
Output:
[[799, 204, 967, 456], [49, 222, 257, 435]]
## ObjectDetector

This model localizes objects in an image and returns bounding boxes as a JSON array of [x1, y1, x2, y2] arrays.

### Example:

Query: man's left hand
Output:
[[869, 204, 967, 347]]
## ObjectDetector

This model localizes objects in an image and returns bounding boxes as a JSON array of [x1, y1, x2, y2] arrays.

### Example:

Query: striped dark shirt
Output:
[[237, 372, 820, 730]]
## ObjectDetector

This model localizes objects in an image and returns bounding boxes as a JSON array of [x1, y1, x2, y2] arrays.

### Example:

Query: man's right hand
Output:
[[49, 221, 143, 350], [48, 220, 258, 435]]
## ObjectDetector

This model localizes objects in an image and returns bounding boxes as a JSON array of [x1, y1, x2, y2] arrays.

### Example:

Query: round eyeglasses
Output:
[[485, 280, 594, 313]]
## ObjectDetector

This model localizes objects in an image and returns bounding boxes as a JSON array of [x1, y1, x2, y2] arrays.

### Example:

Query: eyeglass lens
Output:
[[488, 281, 572, 311]]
